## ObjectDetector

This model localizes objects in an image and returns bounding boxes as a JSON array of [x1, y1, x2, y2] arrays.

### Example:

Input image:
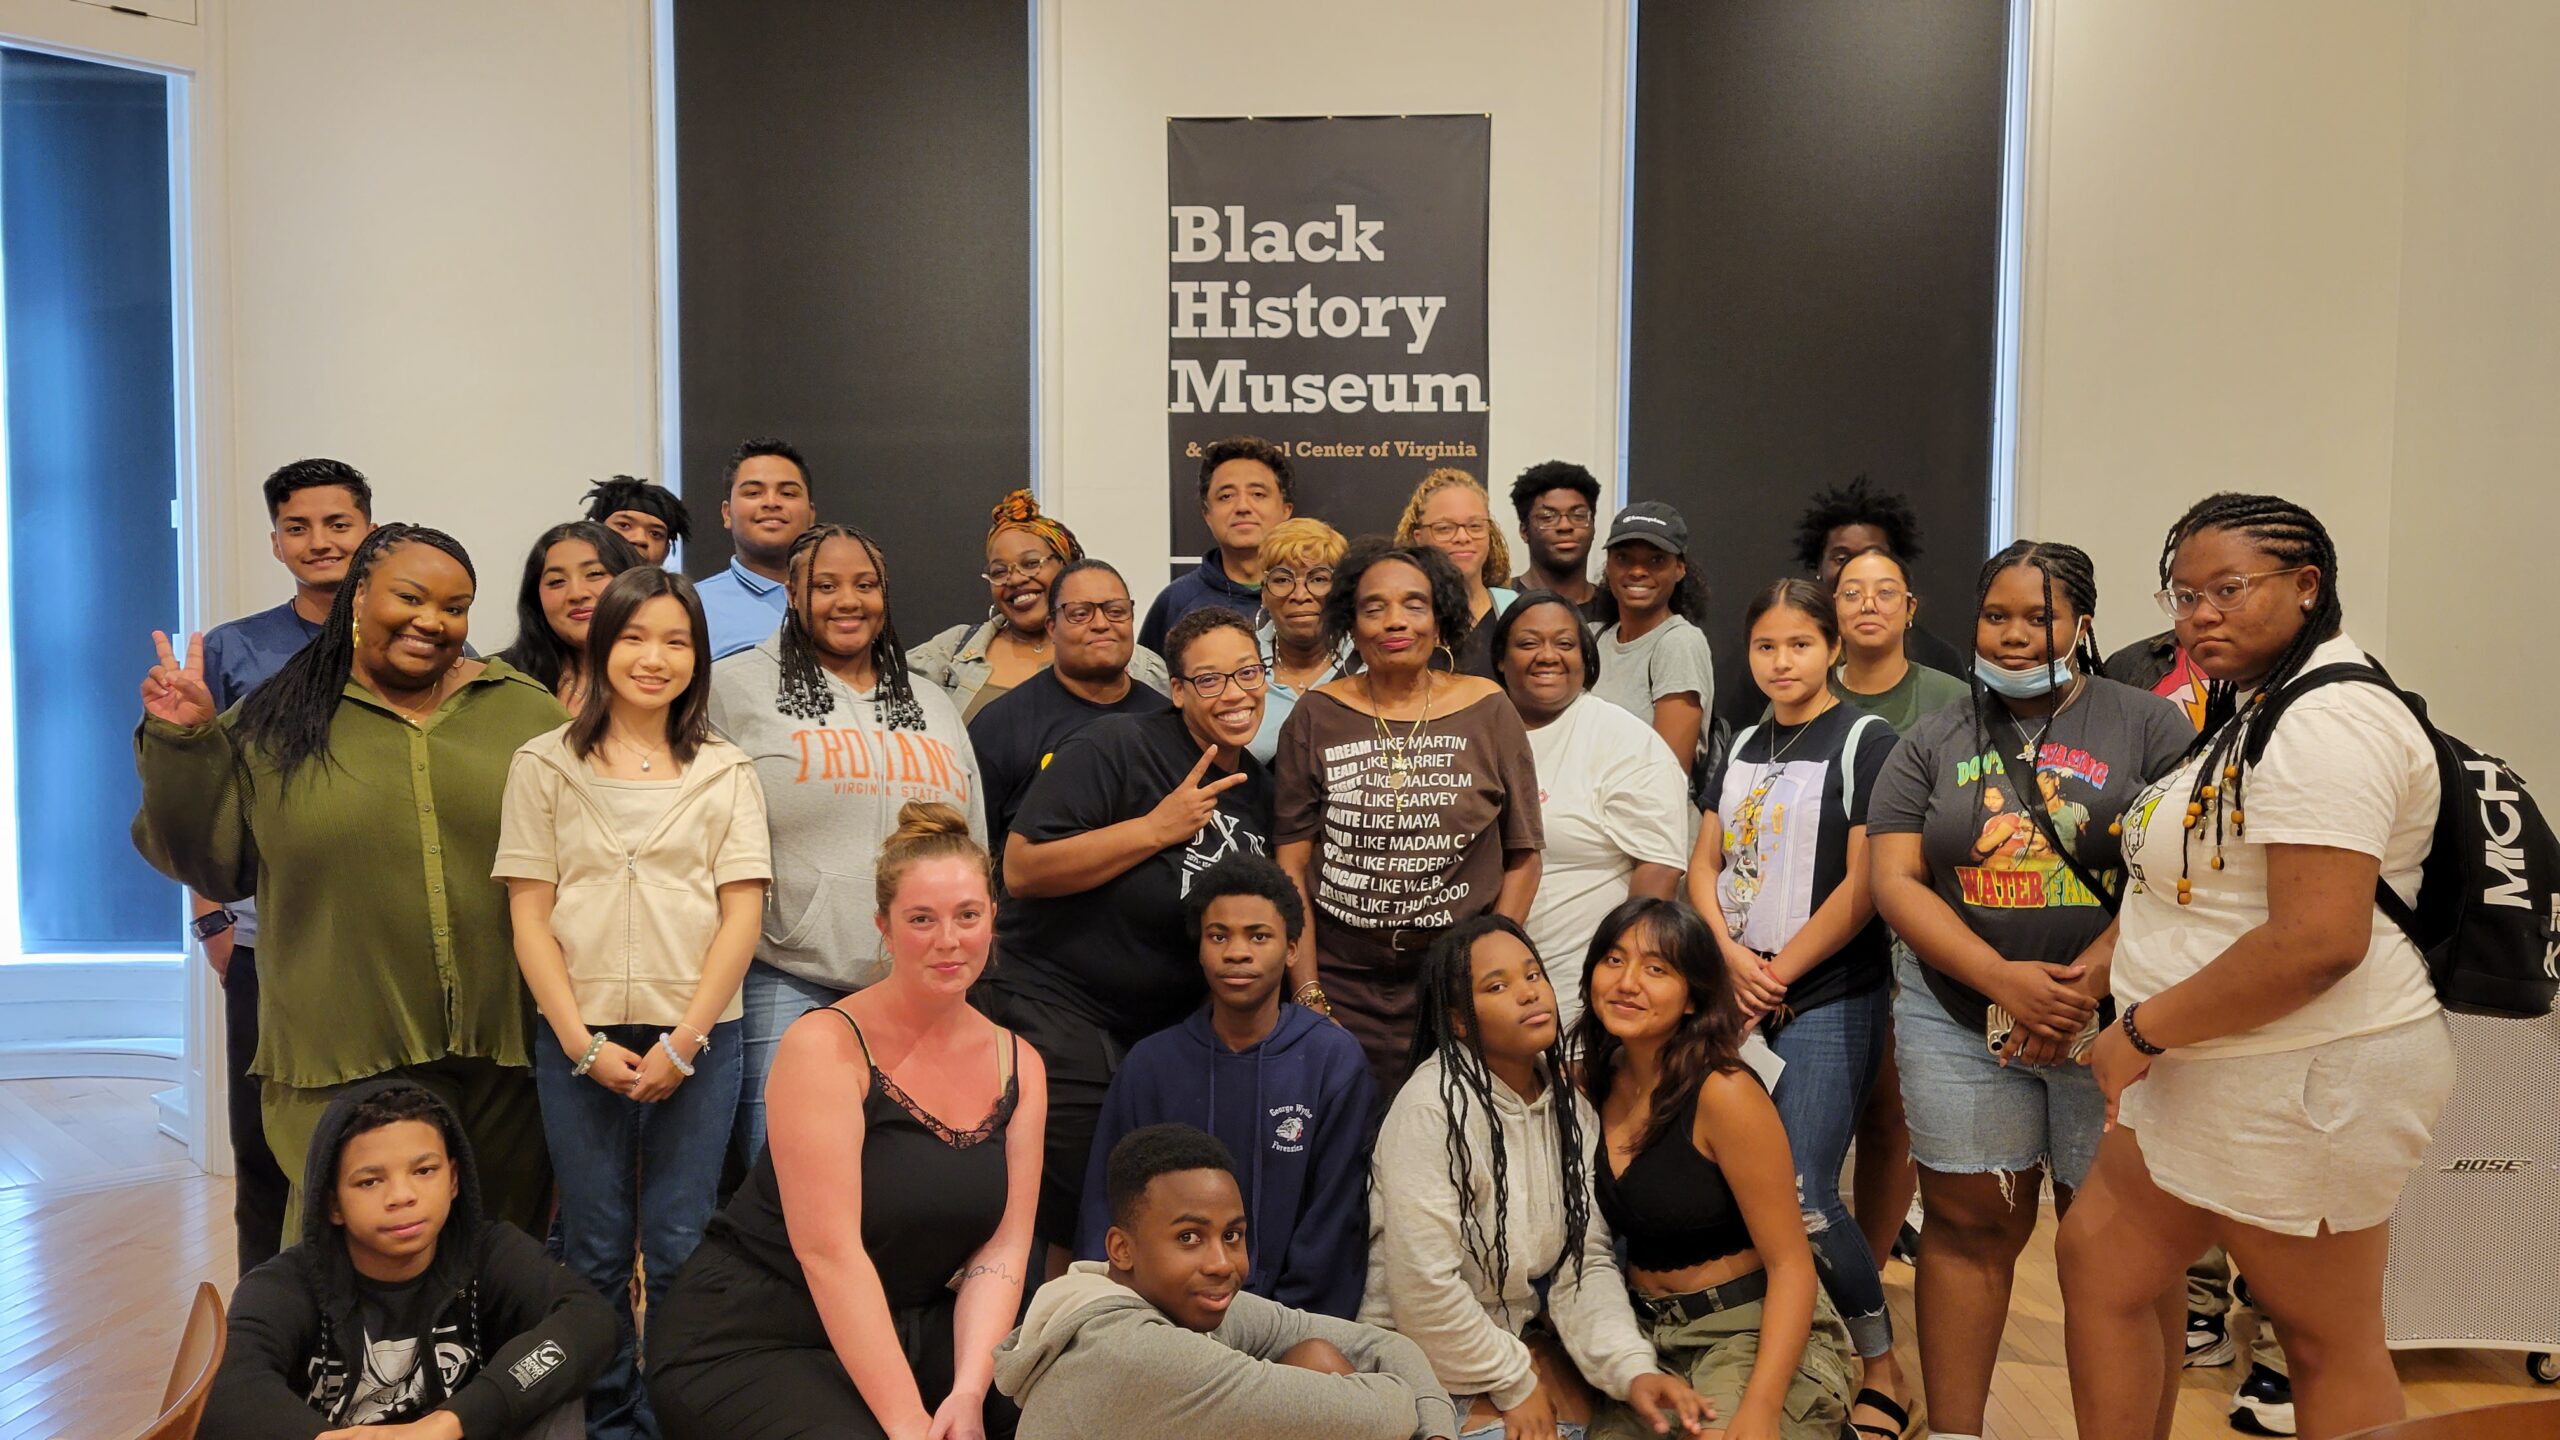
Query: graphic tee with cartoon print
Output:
[[995, 710, 1275, 1044], [1704, 703, 1898, 1012], [1866, 680, 2195, 1026]]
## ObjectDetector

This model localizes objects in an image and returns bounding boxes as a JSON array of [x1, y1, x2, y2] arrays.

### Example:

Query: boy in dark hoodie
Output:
[[1072, 854, 1374, 1316], [997, 1125, 1454, 1440], [204, 1078, 613, 1440]]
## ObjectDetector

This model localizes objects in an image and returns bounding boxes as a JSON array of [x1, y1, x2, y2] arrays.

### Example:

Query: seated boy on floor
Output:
[[205, 1079, 612, 1440], [996, 1124, 1456, 1440], [1074, 854, 1375, 1317]]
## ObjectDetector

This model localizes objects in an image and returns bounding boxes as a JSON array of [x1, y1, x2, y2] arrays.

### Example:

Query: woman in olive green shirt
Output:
[[135, 524, 567, 1240]]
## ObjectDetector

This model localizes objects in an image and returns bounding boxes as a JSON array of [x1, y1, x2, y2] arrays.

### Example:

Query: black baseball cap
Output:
[[1602, 501, 1689, 556]]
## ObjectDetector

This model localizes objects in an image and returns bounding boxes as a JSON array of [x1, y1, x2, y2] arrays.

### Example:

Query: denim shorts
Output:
[[1891, 950, 2103, 1193]]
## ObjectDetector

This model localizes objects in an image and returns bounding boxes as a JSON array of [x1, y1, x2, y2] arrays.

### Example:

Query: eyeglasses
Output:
[[1175, 663, 1268, 698], [1836, 584, 1908, 612], [1263, 566, 1333, 596], [982, 556, 1059, 585], [1420, 519, 1491, 542], [2154, 566, 2308, 621], [1054, 599, 1134, 627], [1529, 506, 1594, 531]]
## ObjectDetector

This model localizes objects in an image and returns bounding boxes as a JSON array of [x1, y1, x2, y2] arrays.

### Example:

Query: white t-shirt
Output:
[[2113, 635, 2441, 1057], [1523, 694, 1693, 1028]]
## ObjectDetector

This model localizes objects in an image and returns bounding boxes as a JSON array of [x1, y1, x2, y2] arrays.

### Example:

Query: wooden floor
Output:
[[0, 1079, 2542, 1439]]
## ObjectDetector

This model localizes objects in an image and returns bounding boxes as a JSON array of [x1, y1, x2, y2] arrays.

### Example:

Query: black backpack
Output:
[[2249, 660, 2560, 1018]]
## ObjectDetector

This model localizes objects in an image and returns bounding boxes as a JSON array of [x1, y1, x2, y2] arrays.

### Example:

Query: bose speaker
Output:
[[2384, 1008, 2560, 1372]]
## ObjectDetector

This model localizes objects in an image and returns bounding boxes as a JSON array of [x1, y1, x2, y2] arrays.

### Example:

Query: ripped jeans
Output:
[[1890, 948, 2104, 1205], [1766, 983, 1893, 1360]]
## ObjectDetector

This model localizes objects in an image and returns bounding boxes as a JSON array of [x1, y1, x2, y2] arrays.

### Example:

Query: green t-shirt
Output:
[[1828, 661, 1971, 735]]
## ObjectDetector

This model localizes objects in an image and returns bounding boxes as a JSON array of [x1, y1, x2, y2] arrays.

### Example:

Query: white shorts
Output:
[[2120, 1015, 2455, 1237]]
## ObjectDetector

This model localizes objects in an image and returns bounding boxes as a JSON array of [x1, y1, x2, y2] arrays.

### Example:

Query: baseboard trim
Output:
[[0, 1038, 183, 1083]]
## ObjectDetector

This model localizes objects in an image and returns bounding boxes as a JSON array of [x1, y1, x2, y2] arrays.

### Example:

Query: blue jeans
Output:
[[534, 1020, 742, 1440], [1891, 948, 2104, 1192], [732, 961, 844, 1171], [1767, 984, 1893, 1360]]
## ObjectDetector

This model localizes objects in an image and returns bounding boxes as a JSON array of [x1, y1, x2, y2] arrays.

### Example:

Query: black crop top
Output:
[[1594, 1087, 1756, 1271], [709, 1008, 1019, 1308]]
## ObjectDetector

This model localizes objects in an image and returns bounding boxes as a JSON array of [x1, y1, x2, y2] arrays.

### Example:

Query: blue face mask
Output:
[[1975, 619, 2087, 699], [1975, 653, 2071, 699]]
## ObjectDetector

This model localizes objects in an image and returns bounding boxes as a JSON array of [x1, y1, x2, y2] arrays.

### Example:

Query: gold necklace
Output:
[[377, 671, 452, 727], [1364, 670, 1434, 802]]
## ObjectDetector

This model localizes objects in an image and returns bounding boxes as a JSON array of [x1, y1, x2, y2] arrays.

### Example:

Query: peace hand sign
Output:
[[142, 630, 218, 729], [1147, 745, 1251, 849]]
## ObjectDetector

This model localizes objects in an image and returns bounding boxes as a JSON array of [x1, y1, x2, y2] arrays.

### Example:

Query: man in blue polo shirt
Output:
[[193, 457, 375, 1271], [695, 436, 818, 659], [1138, 434, 1292, 654]]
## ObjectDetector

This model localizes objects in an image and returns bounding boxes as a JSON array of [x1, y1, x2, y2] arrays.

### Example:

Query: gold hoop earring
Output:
[[351, 616, 361, 649]]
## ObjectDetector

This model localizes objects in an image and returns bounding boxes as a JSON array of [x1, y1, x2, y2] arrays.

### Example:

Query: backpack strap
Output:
[[2231, 657, 2439, 947], [1724, 723, 1762, 797], [1839, 713, 1887, 821]]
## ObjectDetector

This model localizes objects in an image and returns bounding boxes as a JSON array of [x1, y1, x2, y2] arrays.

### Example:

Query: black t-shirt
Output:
[[340, 1270, 450, 1424], [969, 667, 1171, 843], [1702, 702, 1898, 1012], [990, 710, 1275, 1043]]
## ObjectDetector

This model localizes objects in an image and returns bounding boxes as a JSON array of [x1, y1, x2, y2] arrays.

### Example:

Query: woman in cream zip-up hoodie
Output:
[[494, 569, 771, 1440]]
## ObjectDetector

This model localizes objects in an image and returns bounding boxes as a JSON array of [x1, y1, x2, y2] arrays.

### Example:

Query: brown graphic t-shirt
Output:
[[1274, 689, 1545, 932]]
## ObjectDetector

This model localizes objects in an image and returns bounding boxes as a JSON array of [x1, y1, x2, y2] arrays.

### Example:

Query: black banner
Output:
[[1167, 115, 1491, 562]]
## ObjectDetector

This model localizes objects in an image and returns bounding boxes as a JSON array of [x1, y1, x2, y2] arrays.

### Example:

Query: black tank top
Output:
[[1594, 1086, 1755, 1272], [709, 1008, 1019, 1308]]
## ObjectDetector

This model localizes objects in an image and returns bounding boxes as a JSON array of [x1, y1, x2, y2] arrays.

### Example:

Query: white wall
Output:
[[1037, 0, 1630, 611], [2017, 0, 2559, 784], [217, 0, 659, 649], [2015, 0, 2412, 643], [2382, 0, 2560, 785]]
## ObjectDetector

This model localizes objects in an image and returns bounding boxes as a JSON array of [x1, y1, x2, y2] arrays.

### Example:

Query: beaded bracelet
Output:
[[658, 1032, 697, 1077], [2120, 1000, 2167, 1057], [571, 1032, 608, 1077]]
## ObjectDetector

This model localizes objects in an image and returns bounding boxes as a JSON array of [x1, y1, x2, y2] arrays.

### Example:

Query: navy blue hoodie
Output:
[[1074, 1001, 1375, 1317]]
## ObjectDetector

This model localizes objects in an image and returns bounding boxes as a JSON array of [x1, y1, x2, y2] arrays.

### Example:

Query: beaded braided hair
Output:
[[774, 523, 926, 730], [1962, 540, 2105, 844], [2137, 492, 2344, 904], [1404, 915, 1592, 1301], [235, 523, 476, 784]]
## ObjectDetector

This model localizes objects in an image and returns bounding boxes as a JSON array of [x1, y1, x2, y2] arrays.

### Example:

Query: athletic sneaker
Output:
[[2229, 1362, 2296, 1436], [1891, 1220, 1921, 1266], [2186, 1309, 2237, 1368]]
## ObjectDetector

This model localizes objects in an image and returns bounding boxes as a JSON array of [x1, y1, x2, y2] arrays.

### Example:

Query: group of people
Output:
[[139, 442, 2455, 1440]]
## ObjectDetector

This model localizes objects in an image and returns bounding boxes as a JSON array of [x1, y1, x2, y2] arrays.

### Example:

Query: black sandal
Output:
[[1848, 1387, 1912, 1439]]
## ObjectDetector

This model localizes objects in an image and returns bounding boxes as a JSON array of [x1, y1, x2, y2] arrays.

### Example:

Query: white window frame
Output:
[[0, 0, 233, 1173]]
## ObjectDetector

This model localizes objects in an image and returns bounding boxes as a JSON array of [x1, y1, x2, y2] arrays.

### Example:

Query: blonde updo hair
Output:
[[873, 801, 994, 916], [1260, 516, 1348, 575], [1394, 468, 1512, 587]]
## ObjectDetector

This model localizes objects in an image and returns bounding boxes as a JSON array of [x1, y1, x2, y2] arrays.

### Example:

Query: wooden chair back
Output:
[[129, 1281, 225, 1440]]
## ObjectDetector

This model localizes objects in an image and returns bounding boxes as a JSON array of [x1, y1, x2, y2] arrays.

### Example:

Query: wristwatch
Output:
[[190, 909, 236, 941]]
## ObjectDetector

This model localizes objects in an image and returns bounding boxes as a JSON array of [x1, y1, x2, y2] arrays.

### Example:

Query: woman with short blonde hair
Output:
[[1252, 517, 1351, 762]]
